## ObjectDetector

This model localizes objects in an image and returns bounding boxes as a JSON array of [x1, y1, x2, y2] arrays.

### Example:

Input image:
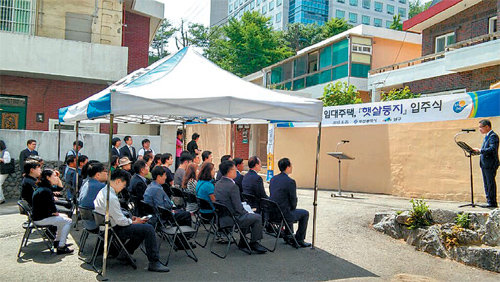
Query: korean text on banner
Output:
[[267, 124, 275, 181]]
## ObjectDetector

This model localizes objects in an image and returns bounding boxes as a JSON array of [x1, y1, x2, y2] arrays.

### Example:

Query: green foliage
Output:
[[204, 11, 294, 77], [381, 86, 421, 101], [389, 14, 403, 31], [455, 213, 470, 229], [321, 82, 362, 106], [279, 23, 323, 53], [396, 210, 403, 215], [406, 199, 433, 230], [320, 18, 352, 40], [409, 0, 432, 19], [149, 19, 176, 64]]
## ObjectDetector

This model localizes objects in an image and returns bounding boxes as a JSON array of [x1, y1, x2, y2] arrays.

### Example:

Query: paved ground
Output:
[[0, 189, 499, 281]]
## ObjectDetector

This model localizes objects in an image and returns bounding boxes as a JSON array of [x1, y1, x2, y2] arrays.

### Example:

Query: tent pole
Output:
[[182, 122, 186, 150], [57, 121, 61, 167], [231, 120, 235, 157], [311, 121, 322, 249], [73, 121, 80, 230], [102, 114, 114, 278]]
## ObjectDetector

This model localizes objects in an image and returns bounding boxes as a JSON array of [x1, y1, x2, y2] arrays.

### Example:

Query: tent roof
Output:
[[59, 47, 323, 123]]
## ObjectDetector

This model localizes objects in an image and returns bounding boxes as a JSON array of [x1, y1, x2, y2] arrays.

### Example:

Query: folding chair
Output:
[[193, 197, 216, 248], [170, 186, 186, 209], [89, 211, 137, 272], [78, 206, 99, 255], [17, 200, 55, 257], [210, 202, 252, 259], [157, 206, 198, 266], [241, 192, 259, 212], [260, 198, 299, 252]]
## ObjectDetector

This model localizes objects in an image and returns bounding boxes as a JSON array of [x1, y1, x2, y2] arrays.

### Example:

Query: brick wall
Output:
[[233, 125, 249, 160], [0, 75, 106, 131], [421, 0, 498, 56], [123, 11, 150, 74], [404, 65, 500, 94]]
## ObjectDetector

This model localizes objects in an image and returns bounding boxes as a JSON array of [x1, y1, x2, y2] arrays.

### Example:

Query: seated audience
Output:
[[143, 154, 153, 181], [215, 161, 267, 254], [78, 162, 107, 229], [152, 153, 163, 170], [32, 168, 73, 254], [128, 160, 149, 205], [269, 158, 311, 248], [20, 160, 42, 207], [233, 158, 244, 195], [182, 163, 198, 212], [94, 169, 169, 272], [118, 157, 132, 173], [201, 151, 213, 164], [242, 156, 268, 212], [174, 151, 193, 186], [215, 155, 232, 182], [64, 155, 78, 201], [110, 155, 120, 173], [196, 162, 216, 218]]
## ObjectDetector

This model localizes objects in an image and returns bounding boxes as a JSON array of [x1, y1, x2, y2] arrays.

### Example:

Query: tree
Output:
[[409, 0, 432, 19], [321, 82, 362, 106], [205, 11, 294, 77], [390, 14, 403, 31], [279, 22, 322, 53], [175, 19, 190, 50], [149, 19, 176, 64], [380, 86, 421, 101], [320, 18, 352, 40]]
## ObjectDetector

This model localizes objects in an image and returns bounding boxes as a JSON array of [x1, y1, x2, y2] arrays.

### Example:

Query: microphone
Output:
[[462, 129, 475, 132], [342, 140, 350, 143]]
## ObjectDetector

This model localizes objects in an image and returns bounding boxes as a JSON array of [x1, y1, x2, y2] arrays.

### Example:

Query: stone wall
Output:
[[1, 161, 59, 200]]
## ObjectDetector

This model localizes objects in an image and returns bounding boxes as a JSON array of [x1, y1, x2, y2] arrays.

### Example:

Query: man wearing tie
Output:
[[19, 139, 38, 173], [474, 119, 499, 208], [119, 136, 137, 162], [111, 137, 121, 157]]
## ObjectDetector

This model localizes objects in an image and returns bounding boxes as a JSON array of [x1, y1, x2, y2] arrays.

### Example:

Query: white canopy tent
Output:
[[59, 47, 323, 276]]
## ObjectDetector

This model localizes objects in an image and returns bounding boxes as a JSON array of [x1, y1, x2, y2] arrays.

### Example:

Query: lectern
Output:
[[328, 140, 355, 198], [455, 130, 480, 208]]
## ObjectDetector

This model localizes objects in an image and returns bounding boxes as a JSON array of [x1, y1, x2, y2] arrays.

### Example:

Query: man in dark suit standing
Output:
[[270, 158, 311, 248], [128, 160, 149, 208], [19, 139, 38, 173], [120, 136, 137, 162], [215, 161, 267, 254], [111, 137, 121, 157], [474, 119, 499, 208], [242, 156, 267, 211]]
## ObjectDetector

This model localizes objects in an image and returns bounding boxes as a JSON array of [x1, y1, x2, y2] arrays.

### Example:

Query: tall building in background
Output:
[[210, 0, 229, 27], [212, 0, 409, 30]]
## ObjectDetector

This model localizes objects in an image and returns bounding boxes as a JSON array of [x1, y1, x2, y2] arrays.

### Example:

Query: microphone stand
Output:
[[455, 131, 477, 208], [331, 141, 354, 198]]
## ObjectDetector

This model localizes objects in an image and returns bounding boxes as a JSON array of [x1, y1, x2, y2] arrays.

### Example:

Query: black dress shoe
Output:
[[297, 241, 312, 248], [249, 242, 267, 254], [237, 240, 250, 250], [56, 246, 74, 255], [53, 241, 73, 248]]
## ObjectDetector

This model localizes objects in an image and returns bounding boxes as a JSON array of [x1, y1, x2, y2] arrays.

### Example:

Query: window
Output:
[[362, 0, 370, 9], [262, 5, 267, 13], [399, 0, 406, 3], [374, 2, 383, 12], [276, 12, 281, 22], [398, 7, 406, 17], [257, 0, 261, 5], [435, 32, 455, 52], [229, 3, 233, 13], [352, 44, 372, 54], [336, 9, 345, 19], [362, 15, 370, 25], [0, 0, 36, 35], [489, 16, 498, 34], [374, 18, 382, 27], [337, 0, 345, 3], [269, 0, 274, 10], [250, 1, 255, 9], [349, 0, 358, 6], [386, 20, 392, 28], [349, 12, 358, 23], [387, 4, 394, 15]]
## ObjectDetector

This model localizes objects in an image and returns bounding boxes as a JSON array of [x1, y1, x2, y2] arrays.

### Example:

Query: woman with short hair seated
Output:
[[32, 168, 73, 254], [196, 162, 216, 220]]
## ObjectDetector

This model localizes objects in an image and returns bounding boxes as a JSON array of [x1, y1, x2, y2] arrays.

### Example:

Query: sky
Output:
[[158, 0, 211, 53]]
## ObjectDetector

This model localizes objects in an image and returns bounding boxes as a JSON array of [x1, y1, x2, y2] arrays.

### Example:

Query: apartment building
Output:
[[0, 0, 164, 131], [368, 0, 500, 101]]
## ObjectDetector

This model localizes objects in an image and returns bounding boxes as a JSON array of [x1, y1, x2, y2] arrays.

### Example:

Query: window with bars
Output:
[[0, 0, 36, 35]]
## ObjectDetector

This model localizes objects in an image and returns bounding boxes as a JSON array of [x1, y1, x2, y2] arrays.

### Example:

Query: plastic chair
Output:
[[17, 200, 55, 257], [260, 198, 299, 252], [193, 197, 216, 248], [77, 206, 99, 255]]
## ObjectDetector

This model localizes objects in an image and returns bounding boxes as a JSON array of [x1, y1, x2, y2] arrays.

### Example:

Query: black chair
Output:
[[89, 211, 137, 272], [241, 193, 259, 212], [17, 200, 55, 257], [157, 206, 198, 266], [210, 202, 252, 259], [78, 206, 99, 255], [260, 198, 299, 252], [193, 197, 216, 248], [170, 186, 186, 208]]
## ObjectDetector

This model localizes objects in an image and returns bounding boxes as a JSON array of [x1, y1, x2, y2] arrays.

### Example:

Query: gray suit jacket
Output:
[[215, 177, 247, 227]]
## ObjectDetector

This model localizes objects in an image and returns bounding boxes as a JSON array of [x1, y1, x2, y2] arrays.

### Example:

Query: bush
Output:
[[455, 213, 470, 229], [321, 81, 362, 106], [381, 86, 420, 101], [406, 199, 433, 230]]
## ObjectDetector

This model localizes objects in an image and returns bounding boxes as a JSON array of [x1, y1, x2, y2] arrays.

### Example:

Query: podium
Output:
[[454, 131, 480, 208], [328, 152, 355, 198]]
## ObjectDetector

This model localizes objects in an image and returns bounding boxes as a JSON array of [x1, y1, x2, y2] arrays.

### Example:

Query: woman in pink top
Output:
[[176, 130, 183, 170]]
